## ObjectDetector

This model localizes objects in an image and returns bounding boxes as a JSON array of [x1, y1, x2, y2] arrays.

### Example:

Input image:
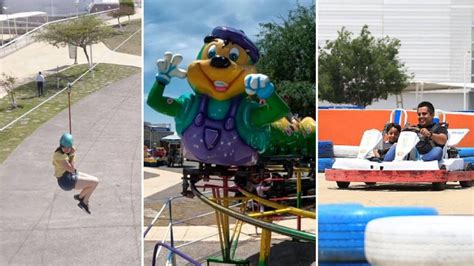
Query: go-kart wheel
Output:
[[465, 163, 473, 171], [318, 204, 438, 262], [365, 216, 474, 266], [365, 182, 376, 186], [336, 181, 350, 188], [459, 180, 472, 188], [432, 182, 446, 191]]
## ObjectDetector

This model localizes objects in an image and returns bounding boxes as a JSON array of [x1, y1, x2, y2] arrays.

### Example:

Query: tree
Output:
[[318, 25, 412, 107], [0, 73, 18, 109], [256, 3, 315, 118], [35, 15, 114, 66], [109, 0, 136, 31]]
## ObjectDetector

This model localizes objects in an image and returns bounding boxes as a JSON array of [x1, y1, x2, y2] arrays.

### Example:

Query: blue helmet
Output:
[[60, 133, 73, 148]]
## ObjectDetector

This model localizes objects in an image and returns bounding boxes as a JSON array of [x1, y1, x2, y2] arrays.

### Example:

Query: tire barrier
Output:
[[333, 145, 358, 158], [318, 204, 438, 263], [365, 216, 474, 266], [458, 147, 474, 158], [319, 158, 335, 173], [462, 157, 474, 166], [319, 141, 335, 158]]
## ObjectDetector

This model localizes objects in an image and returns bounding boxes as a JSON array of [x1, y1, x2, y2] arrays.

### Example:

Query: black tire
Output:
[[459, 181, 473, 188], [365, 182, 376, 186], [432, 182, 446, 191], [336, 181, 350, 188]]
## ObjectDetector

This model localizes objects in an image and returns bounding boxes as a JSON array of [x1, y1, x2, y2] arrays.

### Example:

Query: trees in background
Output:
[[0, 73, 18, 109], [35, 15, 114, 66], [109, 0, 136, 31], [256, 3, 316, 118], [318, 25, 411, 107]]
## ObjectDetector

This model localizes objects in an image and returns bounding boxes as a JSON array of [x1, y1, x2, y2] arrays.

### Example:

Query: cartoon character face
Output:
[[187, 39, 257, 101]]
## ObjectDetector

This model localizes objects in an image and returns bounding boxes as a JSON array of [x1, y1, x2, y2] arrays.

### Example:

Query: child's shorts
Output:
[[57, 171, 77, 191]]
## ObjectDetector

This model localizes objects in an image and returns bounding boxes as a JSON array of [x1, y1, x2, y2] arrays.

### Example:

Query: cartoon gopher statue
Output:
[[147, 26, 314, 166]]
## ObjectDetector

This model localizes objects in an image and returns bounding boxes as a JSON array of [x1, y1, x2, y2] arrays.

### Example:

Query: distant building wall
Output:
[[319, 0, 473, 84], [318, 0, 474, 110], [319, 91, 474, 111], [144, 123, 173, 147]]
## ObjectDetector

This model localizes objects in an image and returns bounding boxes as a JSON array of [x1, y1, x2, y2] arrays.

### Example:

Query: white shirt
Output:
[[36, 74, 45, 82]]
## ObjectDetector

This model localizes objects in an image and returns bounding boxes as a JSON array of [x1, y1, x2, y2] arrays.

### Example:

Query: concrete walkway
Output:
[[0, 41, 141, 98], [0, 73, 142, 265], [143, 167, 183, 198]]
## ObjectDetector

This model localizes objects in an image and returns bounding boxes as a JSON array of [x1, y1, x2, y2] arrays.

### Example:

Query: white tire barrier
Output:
[[365, 216, 474, 266]]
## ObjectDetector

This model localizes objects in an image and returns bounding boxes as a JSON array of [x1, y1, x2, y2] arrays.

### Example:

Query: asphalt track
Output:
[[0, 74, 142, 264]]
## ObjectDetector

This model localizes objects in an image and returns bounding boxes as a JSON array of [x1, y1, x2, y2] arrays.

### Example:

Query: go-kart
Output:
[[325, 110, 473, 191]]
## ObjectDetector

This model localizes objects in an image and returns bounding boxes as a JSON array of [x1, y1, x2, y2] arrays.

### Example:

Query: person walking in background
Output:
[[53, 133, 100, 214], [36, 71, 45, 97]]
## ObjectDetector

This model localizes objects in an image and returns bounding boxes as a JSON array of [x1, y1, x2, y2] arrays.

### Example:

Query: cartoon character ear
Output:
[[204, 35, 216, 43]]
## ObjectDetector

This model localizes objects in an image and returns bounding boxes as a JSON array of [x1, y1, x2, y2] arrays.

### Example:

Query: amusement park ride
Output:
[[146, 26, 316, 265], [326, 109, 474, 190]]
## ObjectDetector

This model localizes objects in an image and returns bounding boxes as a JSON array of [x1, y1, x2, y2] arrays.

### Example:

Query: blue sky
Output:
[[143, 0, 315, 130]]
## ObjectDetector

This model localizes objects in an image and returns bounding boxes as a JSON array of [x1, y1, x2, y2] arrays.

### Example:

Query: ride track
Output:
[[189, 178, 316, 243]]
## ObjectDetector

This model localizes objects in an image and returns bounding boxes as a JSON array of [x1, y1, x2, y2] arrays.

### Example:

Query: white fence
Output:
[[0, 9, 118, 58]]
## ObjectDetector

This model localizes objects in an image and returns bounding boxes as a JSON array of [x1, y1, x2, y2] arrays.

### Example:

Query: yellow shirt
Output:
[[52, 149, 75, 178]]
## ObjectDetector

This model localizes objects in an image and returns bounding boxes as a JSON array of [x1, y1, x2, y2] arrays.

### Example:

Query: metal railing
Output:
[[145, 191, 248, 265], [0, 9, 118, 58], [145, 186, 316, 265], [152, 242, 201, 266], [0, 19, 140, 132]]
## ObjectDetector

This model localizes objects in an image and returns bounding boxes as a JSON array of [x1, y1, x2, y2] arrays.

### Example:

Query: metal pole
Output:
[[67, 83, 72, 134], [296, 170, 301, 231], [168, 199, 177, 266], [6, 14, 11, 40], [464, 48, 467, 110], [90, 44, 94, 78], [56, 65, 60, 90]]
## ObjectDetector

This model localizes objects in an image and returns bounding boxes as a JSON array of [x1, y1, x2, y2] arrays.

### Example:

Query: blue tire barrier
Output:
[[319, 158, 335, 173], [319, 141, 335, 158], [318, 204, 438, 263], [319, 263, 370, 266], [462, 157, 474, 166], [458, 148, 474, 158]]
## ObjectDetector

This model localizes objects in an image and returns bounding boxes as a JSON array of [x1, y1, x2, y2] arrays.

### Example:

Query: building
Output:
[[318, 0, 474, 110], [143, 122, 173, 148], [1, 0, 119, 18]]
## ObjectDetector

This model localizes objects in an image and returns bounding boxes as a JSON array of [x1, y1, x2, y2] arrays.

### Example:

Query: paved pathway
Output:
[[319, 173, 474, 214], [0, 74, 142, 265], [0, 9, 142, 99]]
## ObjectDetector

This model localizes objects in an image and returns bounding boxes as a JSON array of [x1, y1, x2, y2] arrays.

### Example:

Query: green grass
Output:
[[103, 19, 141, 56], [0, 63, 140, 163]]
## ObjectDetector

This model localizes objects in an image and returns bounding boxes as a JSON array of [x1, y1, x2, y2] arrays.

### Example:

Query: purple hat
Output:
[[204, 26, 260, 64]]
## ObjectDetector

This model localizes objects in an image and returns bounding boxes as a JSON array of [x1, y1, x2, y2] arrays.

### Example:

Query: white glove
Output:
[[244, 74, 275, 99], [156, 52, 187, 85]]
